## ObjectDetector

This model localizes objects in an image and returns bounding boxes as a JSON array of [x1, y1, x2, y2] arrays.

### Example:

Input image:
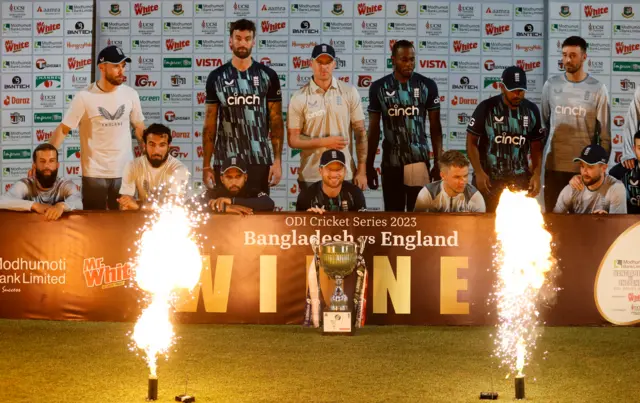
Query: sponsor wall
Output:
[[547, 1, 640, 166], [2, 2, 639, 211], [1, 1, 93, 194], [0, 212, 638, 325]]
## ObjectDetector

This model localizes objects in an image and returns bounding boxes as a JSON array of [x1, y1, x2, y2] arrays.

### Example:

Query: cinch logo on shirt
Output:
[[555, 105, 587, 116], [495, 133, 526, 145], [388, 104, 419, 117], [226, 94, 260, 106]]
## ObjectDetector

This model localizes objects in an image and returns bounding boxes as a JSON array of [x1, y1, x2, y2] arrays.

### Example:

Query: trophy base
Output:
[[322, 311, 354, 335]]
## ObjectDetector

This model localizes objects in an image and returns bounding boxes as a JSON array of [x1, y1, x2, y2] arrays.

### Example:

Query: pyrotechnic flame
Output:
[[130, 187, 206, 377], [492, 190, 553, 379]]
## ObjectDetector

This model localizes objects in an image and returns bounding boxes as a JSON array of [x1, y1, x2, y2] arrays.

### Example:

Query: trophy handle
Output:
[[356, 236, 367, 256], [311, 237, 320, 256]]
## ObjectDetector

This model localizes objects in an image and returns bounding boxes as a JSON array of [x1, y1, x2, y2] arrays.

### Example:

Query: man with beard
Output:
[[202, 19, 284, 194], [541, 36, 611, 213], [203, 156, 275, 215], [118, 124, 190, 211], [466, 66, 545, 212], [296, 150, 366, 213], [49, 45, 146, 210], [0, 144, 82, 220], [366, 40, 443, 212], [553, 145, 626, 214]]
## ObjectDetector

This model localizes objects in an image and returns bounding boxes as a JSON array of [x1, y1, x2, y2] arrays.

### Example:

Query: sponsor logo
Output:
[[9, 112, 26, 124], [170, 75, 187, 87], [452, 40, 478, 53], [622, 6, 634, 19], [292, 20, 319, 34], [195, 58, 223, 67], [3, 95, 30, 107], [226, 94, 260, 106], [452, 76, 478, 90], [4, 75, 30, 90], [516, 23, 542, 37], [555, 105, 586, 116], [35, 75, 62, 89], [135, 75, 158, 87], [614, 115, 625, 127], [515, 44, 542, 53], [168, 145, 190, 158], [485, 23, 510, 36], [4, 40, 29, 54], [134, 3, 159, 16], [3, 148, 31, 160], [450, 96, 477, 106], [139, 95, 160, 102], [559, 4, 571, 18], [292, 56, 312, 69], [615, 42, 640, 55], [262, 21, 286, 34], [419, 60, 447, 69], [172, 3, 184, 15], [196, 92, 206, 105], [516, 60, 541, 72], [109, 4, 121, 16], [67, 21, 92, 35], [35, 128, 54, 142], [83, 258, 132, 288], [166, 39, 190, 52], [395, 4, 408, 16], [388, 104, 417, 117], [66, 40, 91, 51], [357, 75, 372, 87], [331, 3, 344, 16], [34, 112, 62, 123], [621, 79, 636, 91], [583, 5, 608, 19], [67, 57, 92, 70], [36, 22, 61, 35], [357, 3, 383, 16], [163, 58, 192, 68], [495, 133, 526, 145]]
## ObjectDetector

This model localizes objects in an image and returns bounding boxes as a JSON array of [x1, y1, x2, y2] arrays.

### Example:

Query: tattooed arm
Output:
[[202, 103, 219, 188], [268, 101, 284, 186]]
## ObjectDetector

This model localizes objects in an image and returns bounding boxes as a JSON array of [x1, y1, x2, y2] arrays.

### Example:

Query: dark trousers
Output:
[[472, 176, 530, 213], [214, 164, 270, 195], [82, 177, 122, 210], [381, 165, 423, 212], [544, 171, 576, 213]]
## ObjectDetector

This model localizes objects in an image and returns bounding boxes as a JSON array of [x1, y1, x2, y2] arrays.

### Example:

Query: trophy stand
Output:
[[312, 237, 366, 336]]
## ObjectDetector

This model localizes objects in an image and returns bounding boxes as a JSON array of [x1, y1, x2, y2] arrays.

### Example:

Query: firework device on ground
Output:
[[479, 392, 498, 400], [147, 376, 158, 401]]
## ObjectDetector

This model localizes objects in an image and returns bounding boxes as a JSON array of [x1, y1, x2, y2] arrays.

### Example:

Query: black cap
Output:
[[97, 45, 131, 65], [221, 156, 248, 174], [311, 43, 335, 60], [573, 144, 608, 165], [501, 66, 527, 91], [320, 149, 346, 167]]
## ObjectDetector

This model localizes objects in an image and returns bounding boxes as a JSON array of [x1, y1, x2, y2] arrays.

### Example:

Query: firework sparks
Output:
[[492, 190, 554, 383], [131, 194, 205, 381]]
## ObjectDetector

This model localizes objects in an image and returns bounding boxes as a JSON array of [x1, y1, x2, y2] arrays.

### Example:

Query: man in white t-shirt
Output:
[[49, 45, 146, 210], [118, 124, 190, 211]]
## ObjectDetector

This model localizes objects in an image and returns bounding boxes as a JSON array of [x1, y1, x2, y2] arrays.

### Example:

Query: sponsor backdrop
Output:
[[1, 1, 639, 211], [0, 211, 638, 326], [1, 0, 93, 195]]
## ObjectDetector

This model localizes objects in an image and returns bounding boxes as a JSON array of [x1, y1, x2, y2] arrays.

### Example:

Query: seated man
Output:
[[609, 130, 640, 214], [204, 156, 275, 215], [0, 143, 82, 220], [296, 150, 366, 214], [554, 145, 626, 214], [414, 150, 486, 212], [118, 123, 190, 210]]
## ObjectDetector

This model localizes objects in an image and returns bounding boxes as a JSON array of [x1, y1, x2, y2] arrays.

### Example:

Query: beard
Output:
[[36, 168, 58, 188], [105, 72, 124, 86], [146, 153, 168, 168], [564, 63, 582, 74], [232, 46, 252, 59], [582, 173, 602, 187]]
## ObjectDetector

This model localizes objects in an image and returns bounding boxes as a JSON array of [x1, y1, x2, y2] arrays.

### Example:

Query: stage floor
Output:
[[1, 320, 638, 402]]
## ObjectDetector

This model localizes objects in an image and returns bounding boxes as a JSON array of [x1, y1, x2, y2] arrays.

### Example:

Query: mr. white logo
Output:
[[227, 94, 260, 106], [495, 132, 526, 146], [555, 105, 587, 116], [389, 104, 419, 117]]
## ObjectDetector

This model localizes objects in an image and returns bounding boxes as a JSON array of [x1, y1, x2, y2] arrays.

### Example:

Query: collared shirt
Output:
[[119, 155, 190, 203], [553, 174, 627, 214], [288, 76, 365, 182], [414, 180, 485, 213], [0, 177, 82, 211]]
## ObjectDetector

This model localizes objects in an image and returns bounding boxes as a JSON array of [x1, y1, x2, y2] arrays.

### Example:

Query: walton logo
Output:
[[485, 23, 510, 36], [67, 57, 92, 70], [166, 39, 190, 51], [452, 40, 478, 53], [357, 3, 383, 16], [4, 40, 29, 53], [83, 257, 132, 288], [227, 94, 260, 106], [135, 75, 158, 87], [419, 60, 446, 69], [555, 105, 586, 116], [292, 56, 312, 69], [134, 3, 159, 15], [389, 104, 418, 117], [615, 42, 640, 55], [584, 5, 608, 18], [36, 21, 61, 35], [261, 21, 286, 33], [495, 133, 526, 145], [516, 60, 541, 72]]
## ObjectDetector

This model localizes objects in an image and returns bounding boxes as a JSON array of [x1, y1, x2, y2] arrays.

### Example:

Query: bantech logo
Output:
[[4, 75, 30, 90], [67, 21, 92, 35], [292, 20, 319, 34], [451, 76, 479, 90], [516, 23, 542, 38]]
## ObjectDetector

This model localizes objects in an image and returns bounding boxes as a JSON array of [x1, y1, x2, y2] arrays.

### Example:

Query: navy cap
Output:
[[501, 66, 527, 91], [311, 43, 335, 60], [574, 144, 608, 165], [97, 45, 131, 65], [221, 156, 248, 174], [320, 149, 346, 167]]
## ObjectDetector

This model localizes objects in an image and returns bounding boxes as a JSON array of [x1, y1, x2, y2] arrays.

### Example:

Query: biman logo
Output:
[[83, 257, 132, 288]]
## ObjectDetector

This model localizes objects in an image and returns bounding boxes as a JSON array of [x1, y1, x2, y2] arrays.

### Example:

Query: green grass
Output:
[[0, 321, 638, 402]]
